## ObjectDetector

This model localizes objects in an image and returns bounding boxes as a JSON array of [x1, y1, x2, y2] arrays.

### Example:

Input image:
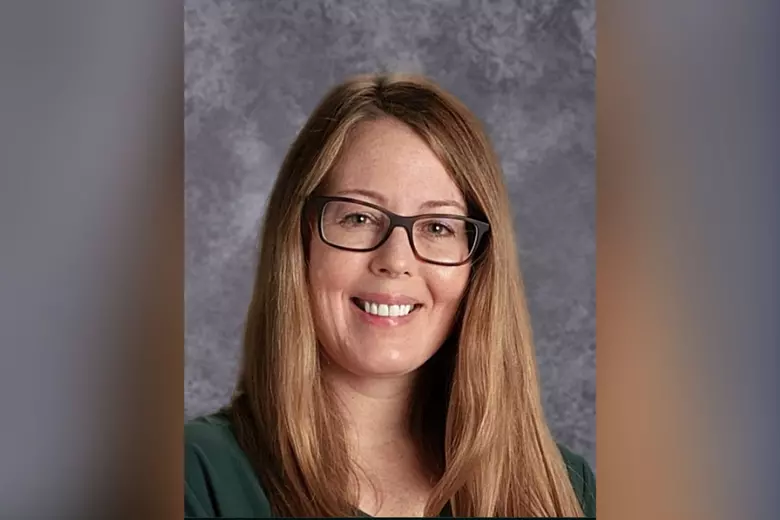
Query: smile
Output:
[[350, 297, 422, 317]]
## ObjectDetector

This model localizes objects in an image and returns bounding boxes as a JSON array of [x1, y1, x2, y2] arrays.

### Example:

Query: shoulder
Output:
[[185, 412, 249, 475], [185, 412, 272, 517], [557, 444, 596, 518], [185, 412, 239, 455]]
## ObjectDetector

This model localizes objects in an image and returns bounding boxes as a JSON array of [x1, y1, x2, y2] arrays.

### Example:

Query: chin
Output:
[[349, 351, 429, 378]]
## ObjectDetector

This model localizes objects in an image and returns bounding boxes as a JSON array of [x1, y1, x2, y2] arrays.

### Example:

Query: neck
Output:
[[323, 365, 418, 450], [322, 363, 440, 512]]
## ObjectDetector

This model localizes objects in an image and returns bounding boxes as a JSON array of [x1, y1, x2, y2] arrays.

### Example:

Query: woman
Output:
[[185, 73, 596, 518]]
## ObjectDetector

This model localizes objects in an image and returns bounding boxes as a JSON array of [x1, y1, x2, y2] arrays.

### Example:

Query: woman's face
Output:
[[308, 118, 471, 379]]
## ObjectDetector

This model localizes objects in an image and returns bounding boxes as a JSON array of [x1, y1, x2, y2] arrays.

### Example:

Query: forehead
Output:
[[325, 118, 465, 210]]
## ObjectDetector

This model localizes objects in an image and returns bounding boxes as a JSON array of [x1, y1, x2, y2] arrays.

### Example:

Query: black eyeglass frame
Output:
[[306, 195, 491, 267]]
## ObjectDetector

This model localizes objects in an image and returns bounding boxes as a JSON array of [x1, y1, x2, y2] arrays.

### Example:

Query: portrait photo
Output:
[[7, 0, 778, 518], [185, 0, 595, 517]]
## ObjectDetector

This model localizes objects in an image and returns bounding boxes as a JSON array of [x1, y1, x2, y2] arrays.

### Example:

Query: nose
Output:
[[369, 226, 416, 277]]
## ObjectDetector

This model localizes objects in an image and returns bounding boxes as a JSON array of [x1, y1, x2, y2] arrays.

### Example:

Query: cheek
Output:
[[428, 265, 471, 314], [307, 239, 363, 310]]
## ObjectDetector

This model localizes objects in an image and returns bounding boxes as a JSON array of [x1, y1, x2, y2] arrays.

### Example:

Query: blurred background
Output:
[[185, 0, 597, 468]]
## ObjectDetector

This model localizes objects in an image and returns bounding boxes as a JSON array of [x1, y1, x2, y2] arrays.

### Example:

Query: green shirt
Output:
[[185, 413, 596, 518]]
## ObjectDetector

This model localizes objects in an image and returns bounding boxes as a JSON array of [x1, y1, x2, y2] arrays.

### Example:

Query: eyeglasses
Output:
[[306, 196, 490, 266]]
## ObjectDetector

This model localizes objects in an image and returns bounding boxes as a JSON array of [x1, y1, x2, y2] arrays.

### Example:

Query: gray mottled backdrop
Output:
[[185, 0, 595, 468]]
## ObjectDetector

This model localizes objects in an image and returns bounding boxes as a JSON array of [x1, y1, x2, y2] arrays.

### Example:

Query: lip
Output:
[[351, 292, 423, 306], [350, 298, 421, 327]]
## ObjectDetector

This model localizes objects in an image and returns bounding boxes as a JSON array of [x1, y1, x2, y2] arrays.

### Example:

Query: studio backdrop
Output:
[[185, 0, 595, 468]]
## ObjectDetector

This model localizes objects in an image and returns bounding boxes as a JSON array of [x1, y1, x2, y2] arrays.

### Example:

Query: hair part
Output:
[[226, 73, 584, 517]]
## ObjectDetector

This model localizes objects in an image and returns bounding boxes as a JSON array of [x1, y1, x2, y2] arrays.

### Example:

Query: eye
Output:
[[340, 212, 375, 226], [424, 221, 454, 236]]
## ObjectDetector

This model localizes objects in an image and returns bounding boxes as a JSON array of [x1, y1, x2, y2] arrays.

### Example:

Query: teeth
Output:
[[359, 299, 415, 317]]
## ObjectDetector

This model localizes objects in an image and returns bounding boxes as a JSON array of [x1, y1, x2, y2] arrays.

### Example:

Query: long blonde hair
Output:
[[227, 73, 584, 517]]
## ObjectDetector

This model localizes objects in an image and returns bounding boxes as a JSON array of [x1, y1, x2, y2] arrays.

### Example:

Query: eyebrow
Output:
[[334, 188, 467, 213]]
